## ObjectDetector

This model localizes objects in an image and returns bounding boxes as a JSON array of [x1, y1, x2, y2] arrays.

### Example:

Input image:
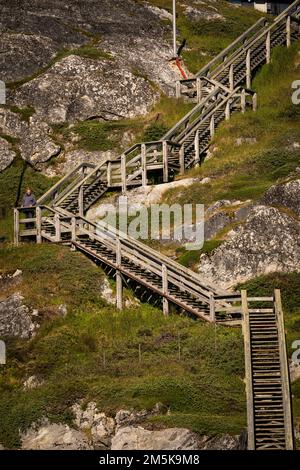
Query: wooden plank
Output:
[[274, 289, 294, 450], [116, 238, 123, 310], [196, 78, 202, 103], [246, 49, 251, 89], [141, 143, 147, 187], [266, 31, 271, 64], [162, 141, 168, 182], [36, 206, 42, 244], [286, 16, 291, 47], [162, 264, 169, 316], [241, 290, 255, 450], [14, 208, 20, 246], [54, 214, 61, 242], [179, 145, 185, 176]]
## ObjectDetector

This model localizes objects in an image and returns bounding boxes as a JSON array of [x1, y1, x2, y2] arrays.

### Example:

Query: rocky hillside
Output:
[[1, 0, 300, 451], [0, 0, 262, 174]]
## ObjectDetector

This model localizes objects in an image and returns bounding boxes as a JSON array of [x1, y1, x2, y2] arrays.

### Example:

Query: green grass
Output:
[[176, 240, 222, 269], [51, 96, 193, 153], [0, 303, 245, 448], [1, 105, 36, 123], [0, 241, 246, 448], [0, 244, 106, 309]]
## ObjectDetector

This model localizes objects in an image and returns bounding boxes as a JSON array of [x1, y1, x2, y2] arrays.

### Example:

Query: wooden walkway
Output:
[[13, 1, 299, 450]]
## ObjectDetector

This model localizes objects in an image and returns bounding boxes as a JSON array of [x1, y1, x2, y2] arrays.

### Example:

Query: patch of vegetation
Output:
[[3, 105, 36, 123], [69, 46, 113, 61], [0, 244, 106, 309], [0, 296, 245, 448], [176, 240, 222, 269], [143, 122, 168, 142]]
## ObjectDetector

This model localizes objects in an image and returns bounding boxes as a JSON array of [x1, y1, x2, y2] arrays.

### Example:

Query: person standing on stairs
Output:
[[22, 188, 37, 229]]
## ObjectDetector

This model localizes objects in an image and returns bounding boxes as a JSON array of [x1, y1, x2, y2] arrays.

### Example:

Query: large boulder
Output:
[[0, 107, 60, 165], [0, 293, 37, 339], [199, 205, 300, 288], [12, 55, 159, 124], [72, 402, 115, 449], [0, 137, 16, 171], [21, 421, 91, 450], [260, 178, 300, 216], [111, 426, 199, 450]]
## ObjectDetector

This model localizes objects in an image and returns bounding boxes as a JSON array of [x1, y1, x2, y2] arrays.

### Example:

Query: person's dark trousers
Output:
[[24, 209, 34, 229]]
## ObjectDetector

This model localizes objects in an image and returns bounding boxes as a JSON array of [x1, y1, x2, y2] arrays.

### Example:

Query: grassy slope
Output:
[[0, 2, 299, 449], [0, 244, 245, 448]]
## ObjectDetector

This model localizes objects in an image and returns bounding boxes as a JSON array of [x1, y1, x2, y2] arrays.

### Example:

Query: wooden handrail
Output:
[[194, 17, 267, 78], [211, 3, 300, 81], [37, 163, 95, 205]]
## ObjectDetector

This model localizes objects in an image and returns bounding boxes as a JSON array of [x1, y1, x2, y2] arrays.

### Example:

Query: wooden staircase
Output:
[[242, 291, 294, 450], [13, 3, 298, 450], [177, 1, 300, 102]]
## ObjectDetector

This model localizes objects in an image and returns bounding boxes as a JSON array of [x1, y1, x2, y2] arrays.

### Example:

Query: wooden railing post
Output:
[[225, 100, 231, 120], [229, 64, 234, 91], [266, 31, 271, 64], [14, 208, 20, 246], [179, 145, 185, 175], [141, 143, 147, 187], [210, 114, 215, 138], [241, 289, 255, 450], [241, 89, 246, 114], [194, 130, 200, 167], [286, 16, 291, 47], [196, 77, 202, 103], [78, 185, 84, 217], [116, 238, 123, 310], [54, 213, 61, 242], [175, 81, 181, 99], [246, 49, 251, 89], [121, 153, 127, 193], [71, 216, 76, 249], [209, 293, 215, 322], [36, 206, 42, 244], [274, 289, 294, 450], [162, 141, 168, 182], [106, 160, 112, 187], [252, 93, 258, 112], [162, 264, 169, 316]]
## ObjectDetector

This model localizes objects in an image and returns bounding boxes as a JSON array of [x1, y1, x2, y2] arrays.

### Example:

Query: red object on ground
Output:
[[175, 57, 187, 79]]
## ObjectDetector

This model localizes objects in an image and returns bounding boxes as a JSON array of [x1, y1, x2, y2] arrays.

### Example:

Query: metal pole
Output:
[[173, 0, 177, 57]]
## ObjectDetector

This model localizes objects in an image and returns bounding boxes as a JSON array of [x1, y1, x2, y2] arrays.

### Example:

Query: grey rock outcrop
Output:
[[0, 107, 60, 165], [21, 420, 92, 450], [199, 205, 300, 288], [0, 293, 37, 339], [111, 426, 199, 450], [72, 402, 115, 449], [198, 434, 240, 450], [261, 179, 300, 216], [12, 55, 159, 124], [0, 137, 16, 171]]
